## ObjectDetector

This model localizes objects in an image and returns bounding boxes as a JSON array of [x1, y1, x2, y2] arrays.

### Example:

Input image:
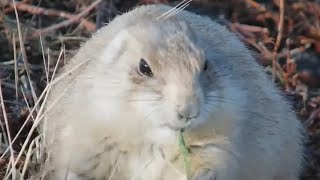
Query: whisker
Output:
[[162, 0, 191, 19], [239, 110, 276, 123], [144, 106, 162, 122], [128, 98, 162, 102], [157, 0, 191, 20], [204, 101, 275, 123], [204, 101, 224, 111], [205, 95, 235, 100], [205, 99, 233, 105], [156, 0, 188, 20], [205, 97, 237, 104], [213, 73, 230, 78]]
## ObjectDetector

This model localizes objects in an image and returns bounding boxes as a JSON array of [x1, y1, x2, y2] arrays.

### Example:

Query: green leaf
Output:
[[179, 130, 191, 180]]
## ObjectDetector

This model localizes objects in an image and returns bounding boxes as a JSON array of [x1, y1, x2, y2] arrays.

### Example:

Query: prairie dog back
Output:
[[41, 4, 305, 180]]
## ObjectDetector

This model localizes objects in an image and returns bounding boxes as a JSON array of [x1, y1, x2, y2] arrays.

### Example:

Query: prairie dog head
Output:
[[88, 17, 227, 132]]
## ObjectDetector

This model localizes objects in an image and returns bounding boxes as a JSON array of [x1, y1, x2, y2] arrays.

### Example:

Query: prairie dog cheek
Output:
[[130, 91, 172, 126], [162, 82, 180, 105]]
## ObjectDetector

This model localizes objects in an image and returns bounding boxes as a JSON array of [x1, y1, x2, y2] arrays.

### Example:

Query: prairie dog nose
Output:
[[177, 101, 200, 120]]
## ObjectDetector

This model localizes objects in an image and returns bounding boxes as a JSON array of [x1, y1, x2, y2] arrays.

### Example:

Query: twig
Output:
[[272, 0, 284, 82], [232, 23, 269, 34], [244, 0, 267, 12], [304, 107, 320, 128], [245, 0, 279, 24], [284, 39, 292, 91], [31, 0, 102, 37], [1, 1, 96, 32]]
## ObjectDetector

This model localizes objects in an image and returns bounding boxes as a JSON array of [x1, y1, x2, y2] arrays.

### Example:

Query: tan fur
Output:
[[39, 4, 305, 180]]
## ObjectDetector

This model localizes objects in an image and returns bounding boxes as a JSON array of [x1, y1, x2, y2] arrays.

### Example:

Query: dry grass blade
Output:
[[20, 136, 39, 180], [13, 34, 18, 103], [10, 47, 64, 171], [39, 35, 49, 85], [0, 81, 16, 179], [3, 55, 90, 178], [12, 0, 38, 109], [21, 87, 35, 121], [0, 47, 63, 163]]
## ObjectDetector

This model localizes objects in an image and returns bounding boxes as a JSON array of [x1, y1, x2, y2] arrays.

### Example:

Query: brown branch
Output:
[[1, 0, 99, 35], [31, 0, 102, 38], [304, 107, 320, 128], [245, 0, 280, 25], [272, 0, 285, 82], [284, 39, 293, 91], [244, 0, 267, 12], [232, 23, 269, 34], [3, 0, 31, 13], [231, 23, 269, 40]]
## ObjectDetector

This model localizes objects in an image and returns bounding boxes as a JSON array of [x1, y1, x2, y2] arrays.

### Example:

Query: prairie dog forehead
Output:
[[127, 18, 205, 76]]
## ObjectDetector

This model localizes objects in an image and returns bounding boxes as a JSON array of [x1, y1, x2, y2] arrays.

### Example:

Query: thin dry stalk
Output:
[[8, 86, 50, 178], [11, 48, 63, 169], [0, 81, 16, 179], [21, 87, 35, 121], [0, 112, 9, 149], [39, 35, 49, 84], [20, 136, 39, 180], [12, 0, 38, 107], [47, 48, 51, 85], [49, 48, 63, 83], [0, 88, 45, 161], [13, 34, 18, 103], [0, 48, 61, 162], [5, 55, 91, 179], [63, 44, 66, 66], [0, 55, 91, 161]]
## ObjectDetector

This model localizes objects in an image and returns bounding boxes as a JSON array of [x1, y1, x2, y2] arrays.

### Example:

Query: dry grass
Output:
[[0, 0, 320, 179]]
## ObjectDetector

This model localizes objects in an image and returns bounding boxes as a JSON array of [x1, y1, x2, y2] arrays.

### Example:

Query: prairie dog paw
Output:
[[193, 169, 216, 180]]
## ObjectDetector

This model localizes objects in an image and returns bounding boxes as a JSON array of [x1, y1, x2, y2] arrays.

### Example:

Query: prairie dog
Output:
[[41, 3, 305, 180]]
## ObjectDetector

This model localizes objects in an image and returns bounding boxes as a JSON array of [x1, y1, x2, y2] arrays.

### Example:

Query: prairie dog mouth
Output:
[[162, 120, 192, 131]]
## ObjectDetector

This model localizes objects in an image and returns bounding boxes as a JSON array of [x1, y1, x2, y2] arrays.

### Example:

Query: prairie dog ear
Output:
[[99, 29, 142, 64], [113, 29, 142, 48], [119, 29, 144, 51]]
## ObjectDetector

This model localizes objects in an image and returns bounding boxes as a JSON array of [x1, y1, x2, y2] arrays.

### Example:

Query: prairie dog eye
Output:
[[139, 58, 153, 77]]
